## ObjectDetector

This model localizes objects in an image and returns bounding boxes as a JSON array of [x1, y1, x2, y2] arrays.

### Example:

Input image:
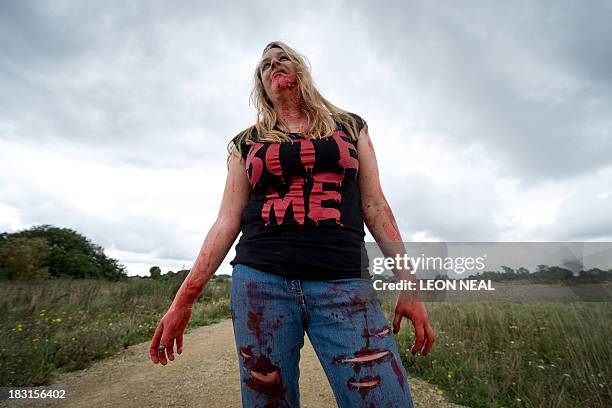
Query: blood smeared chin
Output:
[[271, 73, 298, 91]]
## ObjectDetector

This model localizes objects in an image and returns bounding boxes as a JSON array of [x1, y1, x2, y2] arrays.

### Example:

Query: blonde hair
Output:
[[226, 41, 364, 167]]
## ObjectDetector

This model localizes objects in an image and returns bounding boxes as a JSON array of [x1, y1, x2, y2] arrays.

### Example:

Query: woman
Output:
[[150, 41, 434, 407]]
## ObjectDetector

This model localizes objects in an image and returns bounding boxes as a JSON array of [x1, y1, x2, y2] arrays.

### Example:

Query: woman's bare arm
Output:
[[357, 125, 405, 268], [149, 145, 251, 365], [357, 124, 435, 357], [357, 124, 405, 268], [357, 125, 415, 291], [170, 147, 251, 310]]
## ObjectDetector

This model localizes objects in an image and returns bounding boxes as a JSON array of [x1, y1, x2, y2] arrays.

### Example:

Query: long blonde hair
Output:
[[227, 41, 363, 166]]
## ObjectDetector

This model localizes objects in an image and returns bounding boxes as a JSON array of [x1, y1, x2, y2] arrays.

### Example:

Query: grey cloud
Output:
[[0, 0, 315, 168], [534, 168, 612, 241], [0, 184, 197, 261], [385, 172, 503, 241], [0, 1, 92, 69], [355, 0, 612, 182], [539, 198, 612, 241]]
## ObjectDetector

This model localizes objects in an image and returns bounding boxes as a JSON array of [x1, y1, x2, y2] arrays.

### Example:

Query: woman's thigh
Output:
[[230, 263, 306, 408], [302, 278, 414, 408]]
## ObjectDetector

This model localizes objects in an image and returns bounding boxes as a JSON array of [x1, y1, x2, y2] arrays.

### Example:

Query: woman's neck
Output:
[[274, 95, 308, 133]]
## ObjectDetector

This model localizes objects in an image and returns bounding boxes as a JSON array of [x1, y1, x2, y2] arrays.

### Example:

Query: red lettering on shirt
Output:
[[254, 133, 358, 227], [300, 139, 315, 174], [309, 172, 343, 225], [261, 177, 306, 226], [246, 143, 265, 187], [265, 143, 282, 177], [332, 131, 359, 171]]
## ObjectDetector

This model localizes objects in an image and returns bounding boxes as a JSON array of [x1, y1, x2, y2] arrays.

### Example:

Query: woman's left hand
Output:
[[392, 300, 435, 356]]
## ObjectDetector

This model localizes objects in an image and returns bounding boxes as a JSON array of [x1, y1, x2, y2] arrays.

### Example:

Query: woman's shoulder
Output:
[[348, 112, 367, 132], [230, 126, 258, 160], [336, 112, 368, 136], [231, 126, 257, 146]]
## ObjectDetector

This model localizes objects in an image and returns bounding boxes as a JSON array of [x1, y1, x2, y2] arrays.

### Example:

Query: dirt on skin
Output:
[[2, 319, 467, 408]]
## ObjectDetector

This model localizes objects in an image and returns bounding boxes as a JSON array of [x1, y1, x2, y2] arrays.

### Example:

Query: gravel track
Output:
[[2, 319, 467, 407]]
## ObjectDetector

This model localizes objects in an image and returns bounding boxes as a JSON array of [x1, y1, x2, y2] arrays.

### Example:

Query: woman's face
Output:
[[259, 47, 298, 99]]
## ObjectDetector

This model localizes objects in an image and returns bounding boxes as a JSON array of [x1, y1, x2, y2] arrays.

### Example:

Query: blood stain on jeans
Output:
[[334, 347, 393, 374], [240, 346, 286, 400], [390, 356, 406, 391], [347, 375, 381, 398], [242, 282, 289, 404], [329, 284, 405, 397], [247, 310, 267, 347]]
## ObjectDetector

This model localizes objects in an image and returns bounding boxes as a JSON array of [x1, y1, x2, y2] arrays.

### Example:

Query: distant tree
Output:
[[0, 224, 127, 281], [176, 269, 190, 279], [170, 270, 191, 298], [516, 267, 530, 276], [467, 264, 610, 283], [578, 268, 612, 282], [149, 266, 161, 280], [562, 259, 583, 275], [0, 236, 51, 280], [532, 265, 573, 282], [497, 266, 519, 281]]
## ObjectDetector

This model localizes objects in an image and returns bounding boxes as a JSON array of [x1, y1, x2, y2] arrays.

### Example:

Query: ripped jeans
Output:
[[230, 263, 415, 408]]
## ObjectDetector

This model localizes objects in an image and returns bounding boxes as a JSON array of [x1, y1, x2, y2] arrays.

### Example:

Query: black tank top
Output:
[[229, 113, 370, 280]]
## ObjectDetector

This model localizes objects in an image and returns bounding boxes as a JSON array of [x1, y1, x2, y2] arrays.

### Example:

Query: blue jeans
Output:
[[230, 263, 415, 407]]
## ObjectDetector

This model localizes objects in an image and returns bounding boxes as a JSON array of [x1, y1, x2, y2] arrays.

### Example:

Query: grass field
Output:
[[1, 278, 610, 407], [0, 276, 231, 387]]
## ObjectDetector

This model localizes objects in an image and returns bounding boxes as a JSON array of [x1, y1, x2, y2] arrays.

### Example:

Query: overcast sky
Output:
[[1, 0, 611, 276]]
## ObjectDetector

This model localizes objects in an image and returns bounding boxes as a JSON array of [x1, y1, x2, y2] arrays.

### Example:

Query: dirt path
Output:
[[3, 319, 466, 407]]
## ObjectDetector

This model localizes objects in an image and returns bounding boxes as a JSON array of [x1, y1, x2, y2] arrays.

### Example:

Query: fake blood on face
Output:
[[271, 72, 298, 93]]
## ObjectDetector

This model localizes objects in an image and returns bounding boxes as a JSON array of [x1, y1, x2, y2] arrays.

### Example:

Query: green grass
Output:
[[383, 301, 612, 408], [3, 277, 610, 407], [0, 276, 231, 387]]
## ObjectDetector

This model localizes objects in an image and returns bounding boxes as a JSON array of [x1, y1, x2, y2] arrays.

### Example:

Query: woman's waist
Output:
[[239, 223, 365, 243]]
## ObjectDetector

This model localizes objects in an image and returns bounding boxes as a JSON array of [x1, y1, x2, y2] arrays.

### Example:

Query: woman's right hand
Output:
[[149, 306, 192, 365]]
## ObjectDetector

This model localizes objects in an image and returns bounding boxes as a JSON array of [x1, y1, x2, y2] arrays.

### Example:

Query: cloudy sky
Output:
[[1, 0, 611, 276]]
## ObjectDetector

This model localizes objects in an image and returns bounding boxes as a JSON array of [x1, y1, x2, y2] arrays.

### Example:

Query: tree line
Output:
[[466, 265, 612, 283], [0, 225, 127, 281]]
